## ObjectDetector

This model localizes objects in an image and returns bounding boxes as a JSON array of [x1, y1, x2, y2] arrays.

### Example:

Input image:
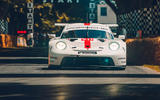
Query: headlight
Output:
[[56, 42, 67, 50], [109, 42, 120, 51]]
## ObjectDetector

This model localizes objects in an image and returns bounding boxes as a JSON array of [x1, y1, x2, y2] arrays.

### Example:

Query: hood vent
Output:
[[70, 39, 78, 42], [98, 39, 105, 42]]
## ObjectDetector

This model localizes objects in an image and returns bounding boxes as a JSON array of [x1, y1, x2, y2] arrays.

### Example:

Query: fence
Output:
[[117, 1, 160, 38], [0, 19, 8, 34]]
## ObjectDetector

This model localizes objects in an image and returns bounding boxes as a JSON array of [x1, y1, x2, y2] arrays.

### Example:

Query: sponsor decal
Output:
[[89, 0, 96, 22], [78, 51, 97, 54], [27, 1, 34, 34], [81, 38, 93, 50]]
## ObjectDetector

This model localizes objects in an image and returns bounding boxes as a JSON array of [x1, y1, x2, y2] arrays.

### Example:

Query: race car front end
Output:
[[48, 38, 126, 69]]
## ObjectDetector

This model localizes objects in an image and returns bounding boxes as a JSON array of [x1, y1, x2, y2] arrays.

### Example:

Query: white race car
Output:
[[48, 23, 126, 69]]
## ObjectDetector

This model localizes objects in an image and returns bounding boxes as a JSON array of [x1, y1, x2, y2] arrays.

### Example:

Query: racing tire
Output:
[[118, 66, 126, 70], [48, 54, 61, 69]]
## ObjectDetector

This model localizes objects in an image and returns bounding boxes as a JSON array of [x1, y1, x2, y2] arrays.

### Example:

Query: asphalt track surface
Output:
[[0, 57, 160, 100]]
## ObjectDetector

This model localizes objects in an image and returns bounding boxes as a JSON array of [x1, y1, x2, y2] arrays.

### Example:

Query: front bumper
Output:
[[49, 54, 126, 67], [61, 57, 115, 66]]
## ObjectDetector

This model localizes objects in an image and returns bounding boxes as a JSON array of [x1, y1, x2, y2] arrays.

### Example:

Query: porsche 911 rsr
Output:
[[48, 23, 126, 69]]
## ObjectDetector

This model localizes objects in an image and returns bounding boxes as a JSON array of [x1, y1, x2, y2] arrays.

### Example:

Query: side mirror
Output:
[[118, 35, 125, 40], [112, 32, 117, 36], [48, 34, 56, 38]]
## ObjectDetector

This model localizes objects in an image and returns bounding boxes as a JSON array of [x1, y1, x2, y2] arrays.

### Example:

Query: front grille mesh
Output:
[[61, 57, 114, 67]]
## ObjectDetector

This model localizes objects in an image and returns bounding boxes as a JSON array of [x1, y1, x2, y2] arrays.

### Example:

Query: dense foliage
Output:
[[0, 0, 88, 35]]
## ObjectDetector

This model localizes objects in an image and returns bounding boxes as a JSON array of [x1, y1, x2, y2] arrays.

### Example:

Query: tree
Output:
[[0, 0, 89, 35]]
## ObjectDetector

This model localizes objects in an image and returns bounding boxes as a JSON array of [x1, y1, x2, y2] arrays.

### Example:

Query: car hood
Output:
[[65, 38, 109, 51]]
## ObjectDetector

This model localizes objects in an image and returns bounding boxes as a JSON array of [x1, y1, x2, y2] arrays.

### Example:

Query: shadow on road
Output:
[[0, 83, 160, 100], [42, 66, 126, 71], [0, 73, 160, 78], [0, 47, 48, 57], [0, 59, 48, 64]]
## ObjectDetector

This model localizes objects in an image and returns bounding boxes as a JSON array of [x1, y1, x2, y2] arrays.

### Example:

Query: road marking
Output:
[[0, 77, 160, 85]]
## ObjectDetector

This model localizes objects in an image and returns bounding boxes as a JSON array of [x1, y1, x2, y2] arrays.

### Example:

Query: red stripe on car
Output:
[[81, 38, 94, 50], [84, 23, 90, 26]]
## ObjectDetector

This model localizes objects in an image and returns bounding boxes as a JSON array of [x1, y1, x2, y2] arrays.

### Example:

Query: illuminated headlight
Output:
[[56, 42, 67, 50], [109, 42, 120, 51]]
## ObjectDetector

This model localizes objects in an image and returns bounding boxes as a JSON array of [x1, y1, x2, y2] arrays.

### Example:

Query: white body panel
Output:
[[48, 23, 126, 68]]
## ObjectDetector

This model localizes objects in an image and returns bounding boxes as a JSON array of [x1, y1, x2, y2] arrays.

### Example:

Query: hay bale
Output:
[[126, 38, 156, 65], [154, 37, 160, 65]]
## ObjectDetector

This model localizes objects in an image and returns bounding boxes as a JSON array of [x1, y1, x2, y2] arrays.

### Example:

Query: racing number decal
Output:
[[81, 38, 94, 50]]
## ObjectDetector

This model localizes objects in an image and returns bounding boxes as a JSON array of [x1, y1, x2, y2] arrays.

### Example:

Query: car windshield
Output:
[[61, 30, 113, 39]]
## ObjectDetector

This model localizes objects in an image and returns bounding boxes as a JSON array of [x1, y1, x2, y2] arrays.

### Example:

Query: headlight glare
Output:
[[109, 42, 120, 51], [56, 42, 66, 50]]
